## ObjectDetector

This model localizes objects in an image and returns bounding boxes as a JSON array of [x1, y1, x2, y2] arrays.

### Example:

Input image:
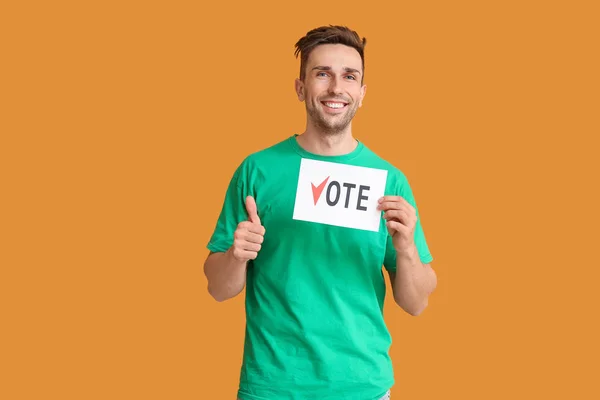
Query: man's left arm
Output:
[[388, 251, 437, 316], [378, 196, 437, 316]]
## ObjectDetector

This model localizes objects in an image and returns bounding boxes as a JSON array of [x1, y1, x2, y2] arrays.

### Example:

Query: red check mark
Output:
[[311, 176, 330, 205]]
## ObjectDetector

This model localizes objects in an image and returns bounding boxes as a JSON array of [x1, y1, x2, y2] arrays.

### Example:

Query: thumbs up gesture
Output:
[[230, 196, 266, 262]]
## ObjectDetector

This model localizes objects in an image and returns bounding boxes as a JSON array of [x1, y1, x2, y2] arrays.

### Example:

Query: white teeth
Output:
[[324, 102, 345, 109]]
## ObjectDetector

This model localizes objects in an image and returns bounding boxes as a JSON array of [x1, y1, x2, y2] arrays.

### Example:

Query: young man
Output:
[[204, 25, 437, 400]]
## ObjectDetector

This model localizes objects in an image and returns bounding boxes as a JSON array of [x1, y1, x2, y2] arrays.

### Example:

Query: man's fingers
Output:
[[232, 248, 259, 261], [234, 196, 264, 263], [234, 228, 264, 244], [383, 209, 410, 224], [378, 196, 413, 209], [378, 200, 415, 217], [386, 220, 409, 235], [238, 221, 265, 235], [234, 238, 262, 253], [245, 196, 261, 224]]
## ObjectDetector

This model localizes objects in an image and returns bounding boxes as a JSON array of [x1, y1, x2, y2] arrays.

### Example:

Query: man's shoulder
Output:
[[359, 141, 408, 182], [232, 135, 296, 175], [245, 136, 294, 161]]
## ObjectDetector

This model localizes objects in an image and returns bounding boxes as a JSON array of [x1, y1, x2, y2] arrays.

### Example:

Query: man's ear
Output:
[[295, 78, 305, 102], [359, 84, 367, 107]]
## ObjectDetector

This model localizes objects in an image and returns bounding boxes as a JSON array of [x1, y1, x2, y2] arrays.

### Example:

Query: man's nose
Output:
[[328, 76, 343, 95]]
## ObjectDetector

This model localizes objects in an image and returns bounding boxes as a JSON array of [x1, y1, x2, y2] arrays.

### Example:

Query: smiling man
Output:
[[204, 25, 437, 400]]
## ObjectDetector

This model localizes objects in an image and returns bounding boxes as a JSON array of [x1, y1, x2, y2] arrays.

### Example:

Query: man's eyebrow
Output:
[[344, 67, 361, 75], [311, 66, 362, 75]]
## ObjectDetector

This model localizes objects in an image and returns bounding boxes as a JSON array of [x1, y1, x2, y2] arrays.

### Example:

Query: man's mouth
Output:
[[321, 101, 348, 110]]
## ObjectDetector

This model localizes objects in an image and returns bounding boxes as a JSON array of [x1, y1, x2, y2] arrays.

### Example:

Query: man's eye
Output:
[[346, 75, 356, 80]]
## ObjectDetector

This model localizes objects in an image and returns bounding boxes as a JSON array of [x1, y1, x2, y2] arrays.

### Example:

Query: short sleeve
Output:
[[383, 175, 433, 272], [206, 163, 251, 254]]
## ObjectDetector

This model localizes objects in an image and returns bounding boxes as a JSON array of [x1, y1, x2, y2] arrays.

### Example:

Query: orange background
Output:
[[1, 1, 599, 399]]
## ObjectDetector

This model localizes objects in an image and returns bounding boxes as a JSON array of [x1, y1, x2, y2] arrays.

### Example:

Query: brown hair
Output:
[[294, 25, 367, 83]]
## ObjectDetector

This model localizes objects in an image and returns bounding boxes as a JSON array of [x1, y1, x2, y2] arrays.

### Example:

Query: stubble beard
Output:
[[306, 100, 359, 136]]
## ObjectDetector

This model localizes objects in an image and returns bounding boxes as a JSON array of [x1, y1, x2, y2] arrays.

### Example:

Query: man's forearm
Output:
[[393, 244, 437, 315], [204, 249, 248, 302]]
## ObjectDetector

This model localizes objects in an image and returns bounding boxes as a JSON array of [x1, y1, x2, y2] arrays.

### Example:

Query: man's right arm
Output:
[[204, 195, 264, 302], [203, 250, 249, 302]]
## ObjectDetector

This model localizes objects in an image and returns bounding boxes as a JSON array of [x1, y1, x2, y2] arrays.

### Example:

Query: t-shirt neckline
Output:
[[288, 134, 364, 162]]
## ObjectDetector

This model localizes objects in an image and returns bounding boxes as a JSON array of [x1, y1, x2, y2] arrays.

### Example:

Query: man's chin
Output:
[[319, 111, 347, 124], [308, 108, 354, 133], [317, 120, 351, 134]]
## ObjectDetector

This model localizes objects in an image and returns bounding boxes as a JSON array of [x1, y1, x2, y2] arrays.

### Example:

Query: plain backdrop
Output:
[[1, 1, 598, 399]]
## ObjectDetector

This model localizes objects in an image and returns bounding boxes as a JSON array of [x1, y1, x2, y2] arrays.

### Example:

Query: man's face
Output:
[[295, 44, 367, 135]]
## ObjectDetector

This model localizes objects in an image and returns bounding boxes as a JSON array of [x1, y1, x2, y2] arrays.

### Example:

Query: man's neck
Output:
[[296, 125, 358, 156]]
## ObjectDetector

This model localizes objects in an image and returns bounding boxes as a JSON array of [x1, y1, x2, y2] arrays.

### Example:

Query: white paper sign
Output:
[[292, 158, 388, 232]]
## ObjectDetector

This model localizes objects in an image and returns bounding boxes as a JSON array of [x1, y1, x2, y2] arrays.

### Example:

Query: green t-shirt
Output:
[[207, 135, 433, 400]]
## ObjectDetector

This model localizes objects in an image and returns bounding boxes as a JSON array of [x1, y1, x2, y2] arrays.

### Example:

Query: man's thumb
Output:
[[245, 195, 260, 224]]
